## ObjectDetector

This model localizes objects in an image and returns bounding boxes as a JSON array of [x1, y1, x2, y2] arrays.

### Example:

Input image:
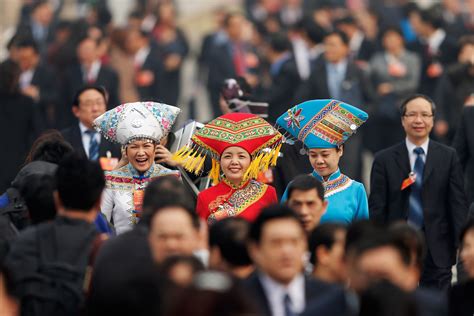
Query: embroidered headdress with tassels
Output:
[[276, 99, 368, 149], [93, 101, 180, 145], [173, 113, 283, 185]]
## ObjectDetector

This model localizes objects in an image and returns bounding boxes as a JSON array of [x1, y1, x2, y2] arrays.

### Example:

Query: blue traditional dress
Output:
[[277, 99, 369, 224], [281, 168, 368, 224]]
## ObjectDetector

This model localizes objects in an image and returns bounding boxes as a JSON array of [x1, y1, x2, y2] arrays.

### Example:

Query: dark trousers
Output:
[[420, 246, 452, 291]]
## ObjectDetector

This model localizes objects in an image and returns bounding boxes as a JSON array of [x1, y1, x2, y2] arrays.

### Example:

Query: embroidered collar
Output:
[[129, 162, 155, 179], [311, 168, 341, 182], [222, 177, 250, 190]]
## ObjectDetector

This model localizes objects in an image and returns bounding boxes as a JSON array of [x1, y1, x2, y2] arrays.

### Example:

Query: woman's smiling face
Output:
[[220, 146, 251, 185]]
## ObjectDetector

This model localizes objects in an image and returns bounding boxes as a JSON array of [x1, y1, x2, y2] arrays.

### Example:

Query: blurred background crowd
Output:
[[1, 0, 474, 193]]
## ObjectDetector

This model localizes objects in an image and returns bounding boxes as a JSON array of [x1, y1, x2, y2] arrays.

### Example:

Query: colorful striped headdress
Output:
[[93, 101, 180, 145], [276, 99, 368, 148], [173, 113, 283, 184]]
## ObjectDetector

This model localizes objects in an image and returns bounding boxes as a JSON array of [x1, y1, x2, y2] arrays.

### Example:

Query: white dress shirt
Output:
[[134, 46, 151, 69], [19, 69, 34, 89], [79, 122, 101, 158], [259, 272, 306, 316], [426, 29, 446, 55], [82, 60, 101, 83], [405, 138, 429, 171]]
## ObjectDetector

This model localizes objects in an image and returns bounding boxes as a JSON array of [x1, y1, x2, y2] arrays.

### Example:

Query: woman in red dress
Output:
[[174, 113, 283, 224]]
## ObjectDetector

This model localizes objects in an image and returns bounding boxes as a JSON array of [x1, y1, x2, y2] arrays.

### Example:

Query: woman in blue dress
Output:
[[278, 99, 369, 224]]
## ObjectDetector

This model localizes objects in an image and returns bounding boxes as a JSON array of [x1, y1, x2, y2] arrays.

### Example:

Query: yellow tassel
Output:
[[194, 155, 206, 175], [209, 159, 220, 185], [189, 153, 202, 172], [183, 150, 198, 171], [270, 143, 282, 166], [172, 146, 188, 163]]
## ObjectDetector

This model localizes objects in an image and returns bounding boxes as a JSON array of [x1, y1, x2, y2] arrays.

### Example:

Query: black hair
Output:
[[223, 12, 242, 28], [302, 18, 327, 45], [72, 84, 108, 108], [249, 204, 303, 243], [159, 255, 205, 282], [399, 93, 436, 116], [459, 35, 474, 50], [0, 59, 20, 95], [146, 185, 200, 230], [334, 15, 357, 27], [460, 218, 474, 245], [56, 154, 105, 211], [209, 217, 252, 267], [31, 0, 49, 12], [359, 280, 418, 316], [26, 130, 74, 164], [388, 222, 425, 270], [287, 174, 325, 202], [348, 224, 412, 267], [324, 30, 350, 46], [15, 37, 40, 54], [20, 173, 57, 224], [308, 223, 346, 265], [418, 6, 443, 30], [268, 32, 291, 53], [381, 26, 405, 41]]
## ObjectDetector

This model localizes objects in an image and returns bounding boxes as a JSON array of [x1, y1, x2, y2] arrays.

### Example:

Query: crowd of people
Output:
[[1, 0, 474, 315]]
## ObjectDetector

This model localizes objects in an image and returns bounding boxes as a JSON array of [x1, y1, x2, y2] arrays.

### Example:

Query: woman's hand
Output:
[[155, 145, 180, 167]]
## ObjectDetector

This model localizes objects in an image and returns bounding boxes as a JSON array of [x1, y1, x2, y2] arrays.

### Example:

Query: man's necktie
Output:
[[86, 130, 99, 161], [283, 293, 296, 316], [408, 147, 425, 228]]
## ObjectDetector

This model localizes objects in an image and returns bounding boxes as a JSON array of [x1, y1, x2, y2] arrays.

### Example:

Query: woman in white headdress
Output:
[[94, 101, 181, 234]]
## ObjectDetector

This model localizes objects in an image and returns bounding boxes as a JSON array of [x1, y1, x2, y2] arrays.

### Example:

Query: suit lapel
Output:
[[252, 274, 272, 316], [423, 141, 436, 184], [394, 142, 411, 176], [319, 62, 330, 97], [72, 125, 87, 157]]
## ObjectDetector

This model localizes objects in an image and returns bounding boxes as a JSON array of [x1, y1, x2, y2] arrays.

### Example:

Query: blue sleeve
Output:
[[354, 183, 369, 220], [94, 213, 115, 236], [0, 192, 9, 208], [281, 182, 292, 203]]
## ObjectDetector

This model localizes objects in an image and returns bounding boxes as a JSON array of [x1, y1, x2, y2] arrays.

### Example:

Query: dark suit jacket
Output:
[[408, 36, 458, 98], [61, 63, 119, 128], [266, 55, 301, 124], [30, 63, 58, 128], [242, 272, 337, 316], [0, 94, 40, 192], [61, 124, 121, 159], [369, 141, 468, 267], [453, 106, 474, 203], [294, 57, 372, 111], [135, 47, 164, 103]]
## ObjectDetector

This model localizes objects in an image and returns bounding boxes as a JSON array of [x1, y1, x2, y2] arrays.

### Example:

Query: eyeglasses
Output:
[[403, 112, 434, 120]]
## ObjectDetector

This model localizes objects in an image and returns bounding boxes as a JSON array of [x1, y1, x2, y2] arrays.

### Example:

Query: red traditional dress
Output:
[[196, 178, 277, 224], [174, 113, 283, 224]]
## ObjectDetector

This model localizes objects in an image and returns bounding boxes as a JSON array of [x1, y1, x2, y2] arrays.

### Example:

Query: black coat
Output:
[[266, 56, 301, 124], [452, 106, 474, 203], [30, 63, 58, 128], [61, 63, 119, 128], [369, 141, 468, 267], [61, 124, 121, 160], [135, 47, 164, 103], [449, 280, 474, 316], [242, 272, 337, 316], [294, 57, 372, 111], [0, 93, 41, 192]]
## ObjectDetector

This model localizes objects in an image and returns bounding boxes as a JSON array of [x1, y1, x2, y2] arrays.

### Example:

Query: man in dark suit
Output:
[[61, 85, 121, 161], [369, 94, 468, 290], [125, 29, 164, 103], [207, 12, 257, 117], [408, 6, 458, 99], [452, 100, 474, 205], [335, 15, 376, 63], [244, 205, 338, 316], [295, 30, 372, 181], [61, 37, 119, 128], [16, 38, 57, 129]]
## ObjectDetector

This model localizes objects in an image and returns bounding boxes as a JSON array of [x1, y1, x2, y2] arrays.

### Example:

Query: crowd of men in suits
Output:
[[1, 0, 474, 315]]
